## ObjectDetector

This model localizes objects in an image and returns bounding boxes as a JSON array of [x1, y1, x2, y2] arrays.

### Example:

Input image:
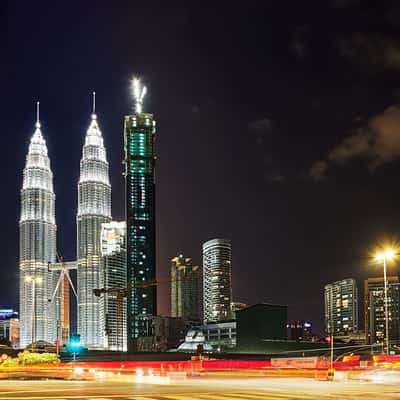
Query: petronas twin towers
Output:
[[77, 108, 111, 347], [19, 97, 112, 348]]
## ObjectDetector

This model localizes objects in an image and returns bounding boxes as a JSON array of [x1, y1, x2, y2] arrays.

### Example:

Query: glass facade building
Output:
[[171, 255, 202, 322], [124, 100, 156, 352], [19, 115, 57, 347], [364, 276, 400, 345], [203, 239, 233, 323], [100, 221, 127, 351], [324, 278, 358, 338], [77, 111, 111, 348]]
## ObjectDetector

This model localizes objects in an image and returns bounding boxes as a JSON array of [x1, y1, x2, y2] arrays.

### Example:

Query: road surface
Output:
[[0, 375, 400, 399]]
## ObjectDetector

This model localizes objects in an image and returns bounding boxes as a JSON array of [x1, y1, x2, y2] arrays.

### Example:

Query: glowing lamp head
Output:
[[25, 276, 42, 283], [375, 248, 396, 262]]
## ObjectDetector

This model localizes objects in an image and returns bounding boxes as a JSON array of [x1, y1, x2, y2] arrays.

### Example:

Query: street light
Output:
[[25, 276, 42, 352], [374, 248, 396, 355]]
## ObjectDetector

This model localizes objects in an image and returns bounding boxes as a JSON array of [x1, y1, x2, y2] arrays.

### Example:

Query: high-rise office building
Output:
[[124, 78, 156, 351], [100, 221, 127, 351], [324, 278, 358, 338], [19, 104, 57, 347], [0, 309, 20, 348], [170, 255, 202, 322], [203, 239, 233, 323], [365, 276, 400, 345], [77, 96, 111, 348]]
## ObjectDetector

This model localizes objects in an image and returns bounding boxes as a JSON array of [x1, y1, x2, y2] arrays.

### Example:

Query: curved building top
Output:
[[79, 113, 110, 186], [22, 120, 53, 192], [20, 109, 55, 224]]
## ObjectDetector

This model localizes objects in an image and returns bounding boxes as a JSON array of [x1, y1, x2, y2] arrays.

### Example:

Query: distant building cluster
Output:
[[324, 276, 400, 346], [0, 309, 19, 349]]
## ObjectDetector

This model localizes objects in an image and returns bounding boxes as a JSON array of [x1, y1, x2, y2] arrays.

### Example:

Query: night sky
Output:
[[2, 0, 400, 334]]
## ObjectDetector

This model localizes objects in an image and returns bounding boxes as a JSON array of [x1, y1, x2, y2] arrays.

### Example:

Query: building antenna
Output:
[[36, 101, 40, 128], [132, 77, 147, 114], [92, 91, 96, 115]]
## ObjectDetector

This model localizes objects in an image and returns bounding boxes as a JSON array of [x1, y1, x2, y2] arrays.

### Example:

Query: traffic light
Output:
[[66, 335, 84, 354], [324, 336, 332, 344]]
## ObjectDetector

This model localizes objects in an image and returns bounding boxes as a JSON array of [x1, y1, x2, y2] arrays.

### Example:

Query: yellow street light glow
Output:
[[25, 276, 43, 283], [375, 248, 396, 262]]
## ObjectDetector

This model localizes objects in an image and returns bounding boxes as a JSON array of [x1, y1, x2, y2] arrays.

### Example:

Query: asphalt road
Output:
[[0, 375, 400, 399]]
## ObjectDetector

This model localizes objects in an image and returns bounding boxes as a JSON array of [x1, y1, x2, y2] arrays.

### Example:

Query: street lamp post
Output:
[[375, 249, 396, 355], [25, 276, 42, 352]]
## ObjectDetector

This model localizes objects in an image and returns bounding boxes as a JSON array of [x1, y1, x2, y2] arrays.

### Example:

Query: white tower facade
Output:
[[100, 221, 127, 351], [77, 98, 111, 348], [203, 238, 233, 323], [19, 104, 57, 348]]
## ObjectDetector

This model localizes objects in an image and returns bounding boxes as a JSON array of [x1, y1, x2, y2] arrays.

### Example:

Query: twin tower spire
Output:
[[19, 94, 111, 348]]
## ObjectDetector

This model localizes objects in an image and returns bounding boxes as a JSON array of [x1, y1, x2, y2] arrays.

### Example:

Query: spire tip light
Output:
[[131, 77, 147, 114], [92, 92, 96, 120], [35, 101, 41, 129]]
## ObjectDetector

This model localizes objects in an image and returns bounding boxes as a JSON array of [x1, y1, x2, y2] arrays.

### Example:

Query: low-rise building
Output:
[[136, 316, 189, 352], [287, 321, 313, 341], [236, 303, 287, 352], [0, 309, 19, 349]]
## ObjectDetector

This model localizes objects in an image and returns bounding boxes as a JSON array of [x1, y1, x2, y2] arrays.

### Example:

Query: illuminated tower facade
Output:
[[19, 104, 57, 347], [365, 277, 400, 345], [171, 255, 202, 322], [77, 94, 111, 348], [100, 221, 127, 351], [324, 278, 358, 338], [124, 78, 156, 351], [203, 239, 233, 323]]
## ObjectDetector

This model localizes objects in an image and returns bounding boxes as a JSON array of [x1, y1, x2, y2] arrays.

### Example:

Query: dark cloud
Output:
[[330, 0, 360, 8], [309, 105, 400, 179], [337, 33, 400, 71], [248, 117, 273, 134], [309, 161, 328, 181], [268, 174, 286, 183], [291, 26, 308, 59], [292, 37, 306, 59]]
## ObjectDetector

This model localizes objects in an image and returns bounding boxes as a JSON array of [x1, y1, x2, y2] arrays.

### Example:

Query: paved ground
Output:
[[0, 375, 400, 399]]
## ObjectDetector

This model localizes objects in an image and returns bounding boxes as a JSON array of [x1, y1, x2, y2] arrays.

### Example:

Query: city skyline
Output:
[[4, 2, 400, 333], [13, 99, 400, 337]]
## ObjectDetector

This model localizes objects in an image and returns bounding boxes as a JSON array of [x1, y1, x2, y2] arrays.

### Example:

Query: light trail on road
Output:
[[0, 375, 399, 399]]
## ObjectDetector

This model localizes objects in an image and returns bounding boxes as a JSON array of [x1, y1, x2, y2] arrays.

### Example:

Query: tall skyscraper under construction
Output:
[[124, 78, 156, 351], [19, 104, 57, 347], [77, 94, 111, 347]]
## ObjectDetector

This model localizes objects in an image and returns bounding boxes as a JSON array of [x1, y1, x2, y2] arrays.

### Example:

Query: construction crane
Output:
[[93, 275, 199, 351], [93, 279, 159, 352], [48, 252, 78, 348]]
